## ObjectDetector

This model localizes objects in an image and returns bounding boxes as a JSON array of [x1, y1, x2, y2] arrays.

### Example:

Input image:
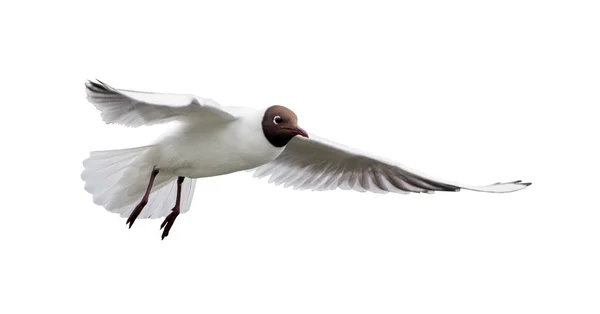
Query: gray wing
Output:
[[85, 80, 237, 127], [250, 135, 531, 194]]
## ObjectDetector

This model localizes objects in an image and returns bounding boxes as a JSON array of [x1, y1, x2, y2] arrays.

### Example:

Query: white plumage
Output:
[[82, 146, 197, 219], [81, 80, 530, 238], [85, 79, 237, 127], [251, 135, 529, 193]]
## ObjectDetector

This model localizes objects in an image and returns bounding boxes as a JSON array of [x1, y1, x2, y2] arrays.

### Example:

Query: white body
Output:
[[82, 80, 289, 219], [152, 107, 284, 178], [82, 106, 283, 220]]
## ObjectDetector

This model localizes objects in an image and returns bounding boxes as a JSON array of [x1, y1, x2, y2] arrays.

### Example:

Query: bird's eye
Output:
[[273, 116, 283, 125]]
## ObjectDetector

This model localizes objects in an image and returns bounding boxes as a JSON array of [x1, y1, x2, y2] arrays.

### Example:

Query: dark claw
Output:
[[126, 201, 147, 228], [160, 210, 179, 240]]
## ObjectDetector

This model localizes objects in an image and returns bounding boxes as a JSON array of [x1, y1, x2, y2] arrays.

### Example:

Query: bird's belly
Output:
[[156, 126, 283, 178], [175, 149, 273, 178]]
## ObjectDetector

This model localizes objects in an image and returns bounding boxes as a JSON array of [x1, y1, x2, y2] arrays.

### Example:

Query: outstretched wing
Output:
[[250, 135, 531, 194], [85, 79, 238, 127]]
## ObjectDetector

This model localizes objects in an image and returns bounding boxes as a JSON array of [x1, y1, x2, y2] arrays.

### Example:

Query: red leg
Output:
[[126, 168, 159, 228], [160, 176, 185, 240]]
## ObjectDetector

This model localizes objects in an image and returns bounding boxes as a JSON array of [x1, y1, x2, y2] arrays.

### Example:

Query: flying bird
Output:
[[81, 80, 531, 239]]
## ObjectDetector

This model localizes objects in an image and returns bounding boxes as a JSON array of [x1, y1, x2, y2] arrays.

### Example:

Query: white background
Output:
[[1, 0, 598, 313]]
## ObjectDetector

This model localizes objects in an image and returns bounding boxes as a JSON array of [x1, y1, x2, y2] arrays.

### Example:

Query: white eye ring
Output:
[[273, 115, 282, 125]]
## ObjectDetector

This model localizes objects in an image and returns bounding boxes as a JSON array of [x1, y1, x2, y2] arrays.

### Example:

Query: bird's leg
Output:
[[160, 176, 185, 240], [126, 167, 159, 228]]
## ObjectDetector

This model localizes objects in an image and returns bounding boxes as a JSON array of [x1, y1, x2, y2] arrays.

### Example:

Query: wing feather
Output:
[[250, 134, 531, 194], [85, 80, 237, 127]]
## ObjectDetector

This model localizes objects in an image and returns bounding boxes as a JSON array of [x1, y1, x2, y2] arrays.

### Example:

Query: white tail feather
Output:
[[82, 146, 197, 219]]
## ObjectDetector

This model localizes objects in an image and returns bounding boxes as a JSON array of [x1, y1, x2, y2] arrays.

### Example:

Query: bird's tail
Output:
[[81, 145, 197, 219]]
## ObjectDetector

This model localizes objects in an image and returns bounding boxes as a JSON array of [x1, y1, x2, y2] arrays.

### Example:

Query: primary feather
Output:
[[85, 79, 238, 127]]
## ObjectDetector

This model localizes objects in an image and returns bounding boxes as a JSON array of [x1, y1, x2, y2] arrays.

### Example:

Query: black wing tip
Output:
[[85, 79, 113, 94], [512, 180, 532, 186], [492, 180, 531, 187], [85, 78, 101, 85]]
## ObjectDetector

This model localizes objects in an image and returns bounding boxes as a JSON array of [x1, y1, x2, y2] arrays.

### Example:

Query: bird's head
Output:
[[262, 105, 308, 147]]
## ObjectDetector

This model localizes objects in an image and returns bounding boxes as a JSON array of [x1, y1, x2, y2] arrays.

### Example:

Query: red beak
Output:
[[291, 126, 309, 138]]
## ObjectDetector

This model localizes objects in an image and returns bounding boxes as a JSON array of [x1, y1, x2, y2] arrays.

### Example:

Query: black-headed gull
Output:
[[82, 80, 531, 239]]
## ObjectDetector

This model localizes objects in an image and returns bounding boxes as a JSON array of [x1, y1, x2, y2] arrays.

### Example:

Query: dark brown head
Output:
[[261, 105, 308, 147]]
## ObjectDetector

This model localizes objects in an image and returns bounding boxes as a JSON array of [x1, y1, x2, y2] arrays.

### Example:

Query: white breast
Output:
[[153, 107, 284, 178]]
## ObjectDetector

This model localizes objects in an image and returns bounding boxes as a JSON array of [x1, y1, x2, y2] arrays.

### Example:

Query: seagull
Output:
[[81, 80, 531, 239]]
